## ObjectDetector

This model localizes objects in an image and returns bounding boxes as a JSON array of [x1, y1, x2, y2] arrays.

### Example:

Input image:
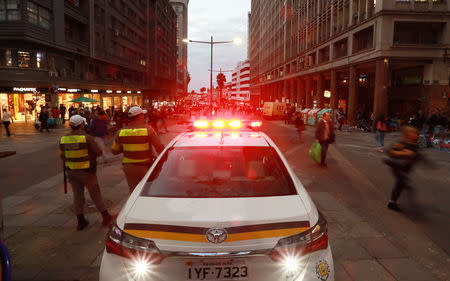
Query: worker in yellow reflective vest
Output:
[[112, 106, 164, 193], [59, 115, 113, 231]]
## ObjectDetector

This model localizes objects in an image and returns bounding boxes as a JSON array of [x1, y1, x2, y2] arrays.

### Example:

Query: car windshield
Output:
[[141, 146, 297, 198]]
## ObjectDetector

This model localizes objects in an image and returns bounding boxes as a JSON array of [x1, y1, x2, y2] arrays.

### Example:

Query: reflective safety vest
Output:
[[60, 135, 90, 170], [118, 128, 154, 164]]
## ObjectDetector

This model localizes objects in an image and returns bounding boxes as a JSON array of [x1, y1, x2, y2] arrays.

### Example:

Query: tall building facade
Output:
[[169, 0, 189, 96], [148, 0, 178, 101], [230, 60, 251, 102], [0, 0, 176, 122], [249, 0, 450, 124]]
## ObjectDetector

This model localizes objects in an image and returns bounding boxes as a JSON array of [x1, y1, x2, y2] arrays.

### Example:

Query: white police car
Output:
[[99, 120, 334, 281]]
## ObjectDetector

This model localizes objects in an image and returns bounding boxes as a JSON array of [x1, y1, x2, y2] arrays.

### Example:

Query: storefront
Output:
[[0, 87, 144, 122], [0, 87, 48, 122], [100, 90, 143, 111]]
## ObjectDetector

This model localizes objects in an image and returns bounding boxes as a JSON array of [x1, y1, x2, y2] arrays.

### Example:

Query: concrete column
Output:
[[347, 65, 358, 126], [290, 79, 296, 105], [349, 0, 354, 26], [316, 74, 324, 108], [330, 69, 338, 109], [330, 2, 335, 37], [297, 78, 304, 107], [305, 76, 312, 108], [279, 82, 284, 101], [373, 59, 389, 121], [283, 79, 290, 102]]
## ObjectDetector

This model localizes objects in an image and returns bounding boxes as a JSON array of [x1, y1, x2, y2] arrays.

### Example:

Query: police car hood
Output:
[[121, 196, 312, 252]]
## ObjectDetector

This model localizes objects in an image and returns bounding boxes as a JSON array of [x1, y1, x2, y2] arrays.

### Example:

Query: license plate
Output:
[[185, 259, 249, 280]]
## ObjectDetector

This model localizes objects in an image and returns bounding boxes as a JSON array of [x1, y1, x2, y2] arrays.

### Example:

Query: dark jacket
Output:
[[315, 119, 335, 143], [91, 115, 109, 137], [39, 111, 49, 122]]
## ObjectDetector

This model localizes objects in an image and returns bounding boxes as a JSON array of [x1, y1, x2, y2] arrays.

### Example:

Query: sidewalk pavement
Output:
[[273, 121, 449, 281], [2, 124, 185, 281], [0, 122, 70, 158]]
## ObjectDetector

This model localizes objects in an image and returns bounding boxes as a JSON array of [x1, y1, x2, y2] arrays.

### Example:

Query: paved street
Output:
[[0, 120, 449, 281]]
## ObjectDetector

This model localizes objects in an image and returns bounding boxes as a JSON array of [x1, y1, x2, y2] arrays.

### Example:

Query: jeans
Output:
[[319, 141, 329, 166], [375, 130, 385, 147], [2, 121, 11, 136], [390, 172, 412, 202]]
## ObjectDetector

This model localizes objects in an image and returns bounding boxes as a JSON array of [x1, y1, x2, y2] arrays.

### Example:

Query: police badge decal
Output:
[[315, 259, 330, 281]]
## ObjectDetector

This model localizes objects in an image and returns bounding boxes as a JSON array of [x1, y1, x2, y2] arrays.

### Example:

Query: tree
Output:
[[216, 73, 226, 103]]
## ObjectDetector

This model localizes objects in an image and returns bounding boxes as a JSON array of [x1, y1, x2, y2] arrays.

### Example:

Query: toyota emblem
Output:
[[205, 227, 228, 244]]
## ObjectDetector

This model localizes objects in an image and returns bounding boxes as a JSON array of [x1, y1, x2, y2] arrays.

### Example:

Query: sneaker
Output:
[[387, 202, 402, 212]]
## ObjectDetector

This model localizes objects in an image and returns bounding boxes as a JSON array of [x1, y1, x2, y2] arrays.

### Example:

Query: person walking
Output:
[[39, 107, 50, 132], [59, 115, 113, 230], [294, 112, 305, 143], [1, 108, 14, 137], [315, 112, 335, 167], [90, 108, 112, 163], [159, 107, 169, 133], [60, 104, 67, 124], [384, 126, 427, 212], [375, 114, 388, 152], [112, 106, 164, 194]]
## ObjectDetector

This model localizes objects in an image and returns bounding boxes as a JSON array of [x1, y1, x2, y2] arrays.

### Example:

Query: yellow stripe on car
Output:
[[124, 227, 310, 243]]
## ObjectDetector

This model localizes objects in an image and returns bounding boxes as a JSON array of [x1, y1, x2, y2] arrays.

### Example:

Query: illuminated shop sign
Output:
[[127, 91, 132, 94], [67, 89, 80, 92], [58, 88, 67, 91], [91, 89, 98, 93], [116, 90, 122, 93], [13, 87, 36, 92], [137, 91, 141, 94], [106, 90, 113, 93]]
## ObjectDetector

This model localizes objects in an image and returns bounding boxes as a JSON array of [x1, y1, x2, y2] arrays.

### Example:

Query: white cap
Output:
[[128, 106, 147, 117], [69, 115, 87, 127]]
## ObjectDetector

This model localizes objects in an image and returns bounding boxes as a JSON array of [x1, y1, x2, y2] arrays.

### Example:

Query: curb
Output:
[[0, 151, 16, 158]]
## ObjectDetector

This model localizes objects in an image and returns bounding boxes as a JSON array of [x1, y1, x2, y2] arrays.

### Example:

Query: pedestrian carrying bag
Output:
[[309, 141, 322, 163]]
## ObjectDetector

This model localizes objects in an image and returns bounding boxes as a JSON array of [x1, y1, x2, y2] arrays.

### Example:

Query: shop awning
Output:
[[70, 97, 99, 103]]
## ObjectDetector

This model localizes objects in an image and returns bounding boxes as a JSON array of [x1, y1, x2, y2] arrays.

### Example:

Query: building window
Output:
[[394, 22, 445, 45], [36, 52, 45, 68], [353, 26, 374, 53], [333, 38, 348, 59], [67, 0, 80, 7], [27, 2, 50, 29], [0, 49, 13, 66], [39, 6, 49, 29], [27, 1, 38, 24], [18, 51, 31, 68], [5, 49, 12, 66], [0, 0, 20, 21]]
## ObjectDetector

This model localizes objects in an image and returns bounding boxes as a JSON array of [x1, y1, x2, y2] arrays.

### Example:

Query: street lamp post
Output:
[[184, 36, 241, 117]]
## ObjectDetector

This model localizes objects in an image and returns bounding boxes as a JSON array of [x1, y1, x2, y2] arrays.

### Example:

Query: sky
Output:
[[187, 0, 251, 92]]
